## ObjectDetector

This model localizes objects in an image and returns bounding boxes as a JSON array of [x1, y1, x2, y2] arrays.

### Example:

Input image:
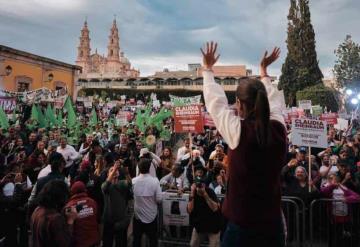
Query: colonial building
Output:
[[76, 19, 139, 79], [0, 45, 81, 96]]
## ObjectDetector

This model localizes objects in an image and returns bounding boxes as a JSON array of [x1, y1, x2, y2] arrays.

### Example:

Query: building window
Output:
[[15, 76, 33, 92]]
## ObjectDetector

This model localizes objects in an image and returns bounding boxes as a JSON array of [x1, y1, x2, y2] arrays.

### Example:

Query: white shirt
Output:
[[203, 71, 286, 150], [176, 146, 191, 161], [38, 165, 51, 179], [319, 165, 338, 187], [56, 145, 80, 168], [132, 174, 162, 223], [159, 173, 183, 190]]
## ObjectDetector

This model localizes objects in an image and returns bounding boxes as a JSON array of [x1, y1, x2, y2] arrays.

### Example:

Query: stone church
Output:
[[76, 19, 140, 79]]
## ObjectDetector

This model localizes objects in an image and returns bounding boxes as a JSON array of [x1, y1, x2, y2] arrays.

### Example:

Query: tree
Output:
[[296, 84, 339, 112], [333, 35, 360, 89], [279, 0, 323, 105]]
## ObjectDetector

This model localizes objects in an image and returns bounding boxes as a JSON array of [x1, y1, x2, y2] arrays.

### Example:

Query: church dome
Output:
[[120, 56, 130, 64]]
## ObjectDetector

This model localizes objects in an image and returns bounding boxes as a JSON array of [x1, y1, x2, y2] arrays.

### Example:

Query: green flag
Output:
[[89, 108, 98, 126], [64, 97, 76, 129], [30, 104, 39, 123], [36, 105, 47, 128], [45, 104, 57, 126], [57, 108, 63, 127], [0, 107, 9, 130]]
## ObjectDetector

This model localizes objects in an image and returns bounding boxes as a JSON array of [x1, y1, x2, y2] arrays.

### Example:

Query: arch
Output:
[[102, 78, 112, 82], [15, 76, 33, 92], [89, 78, 100, 82], [54, 81, 66, 90]]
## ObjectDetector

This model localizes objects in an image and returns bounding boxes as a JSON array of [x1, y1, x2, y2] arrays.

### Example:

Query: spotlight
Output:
[[346, 89, 353, 95], [351, 98, 359, 105]]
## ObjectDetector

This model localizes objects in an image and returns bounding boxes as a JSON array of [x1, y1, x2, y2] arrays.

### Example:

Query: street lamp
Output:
[[351, 98, 359, 105], [44, 73, 54, 83], [0, 65, 12, 76], [346, 89, 353, 95]]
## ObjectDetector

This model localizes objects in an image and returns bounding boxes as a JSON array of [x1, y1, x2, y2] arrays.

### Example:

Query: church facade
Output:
[[76, 19, 139, 80]]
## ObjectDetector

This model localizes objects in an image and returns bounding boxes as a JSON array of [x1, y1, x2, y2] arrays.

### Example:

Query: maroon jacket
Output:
[[222, 119, 287, 233], [65, 192, 100, 247], [31, 207, 73, 247]]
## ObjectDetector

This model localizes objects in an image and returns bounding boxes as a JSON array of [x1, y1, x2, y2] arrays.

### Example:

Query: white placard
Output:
[[84, 101, 92, 108], [162, 192, 189, 226], [116, 111, 128, 127], [291, 119, 327, 148], [334, 118, 349, 131], [299, 100, 312, 110], [153, 100, 161, 108]]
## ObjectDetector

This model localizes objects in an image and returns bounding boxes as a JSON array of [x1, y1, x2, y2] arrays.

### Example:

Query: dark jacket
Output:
[[101, 180, 133, 228], [31, 207, 72, 247]]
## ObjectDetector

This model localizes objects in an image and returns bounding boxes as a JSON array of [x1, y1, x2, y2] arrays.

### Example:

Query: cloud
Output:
[[0, 0, 359, 77]]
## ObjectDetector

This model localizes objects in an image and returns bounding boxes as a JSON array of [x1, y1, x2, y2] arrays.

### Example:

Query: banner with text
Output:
[[0, 97, 16, 112], [170, 95, 201, 106], [291, 119, 327, 148], [174, 105, 204, 133], [320, 113, 338, 125], [162, 192, 189, 226]]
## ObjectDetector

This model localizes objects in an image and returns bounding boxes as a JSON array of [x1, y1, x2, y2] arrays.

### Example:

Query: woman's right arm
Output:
[[202, 42, 241, 150]]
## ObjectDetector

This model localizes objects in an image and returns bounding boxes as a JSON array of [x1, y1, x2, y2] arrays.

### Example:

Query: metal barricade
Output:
[[310, 199, 360, 247], [157, 194, 305, 247]]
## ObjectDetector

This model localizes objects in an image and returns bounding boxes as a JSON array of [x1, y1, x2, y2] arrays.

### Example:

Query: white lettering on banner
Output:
[[162, 192, 189, 226], [291, 119, 327, 148]]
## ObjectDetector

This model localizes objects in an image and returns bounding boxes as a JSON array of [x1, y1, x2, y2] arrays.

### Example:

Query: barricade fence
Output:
[[310, 199, 360, 247], [157, 193, 360, 247]]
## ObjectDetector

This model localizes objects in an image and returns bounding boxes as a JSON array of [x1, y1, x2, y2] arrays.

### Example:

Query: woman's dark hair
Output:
[[236, 78, 270, 147], [37, 180, 69, 210]]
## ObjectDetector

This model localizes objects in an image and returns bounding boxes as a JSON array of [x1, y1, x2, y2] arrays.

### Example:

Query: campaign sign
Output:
[[162, 192, 189, 226], [291, 119, 327, 148], [174, 105, 203, 133], [320, 113, 338, 125]]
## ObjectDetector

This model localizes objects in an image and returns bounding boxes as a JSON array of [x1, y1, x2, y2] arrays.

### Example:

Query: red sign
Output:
[[320, 113, 338, 125], [174, 105, 204, 133]]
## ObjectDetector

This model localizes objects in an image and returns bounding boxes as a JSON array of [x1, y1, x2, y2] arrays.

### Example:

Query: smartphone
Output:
[[208, 159, 214, 169]]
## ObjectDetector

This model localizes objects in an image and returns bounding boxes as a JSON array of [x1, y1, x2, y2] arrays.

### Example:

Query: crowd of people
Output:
[[0, 43, 360, 247]]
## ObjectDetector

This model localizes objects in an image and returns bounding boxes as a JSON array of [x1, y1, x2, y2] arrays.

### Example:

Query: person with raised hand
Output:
[[202, 42, 287, 247]]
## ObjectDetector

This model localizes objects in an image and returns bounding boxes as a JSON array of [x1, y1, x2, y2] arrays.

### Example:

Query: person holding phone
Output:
[[202, 42, 287, 246], [187, 165, 222, 247], [102, 163, 133, 247]]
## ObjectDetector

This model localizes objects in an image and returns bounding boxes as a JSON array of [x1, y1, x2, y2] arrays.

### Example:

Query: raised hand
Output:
[[260, 47, 280, 77], [201, 41, 220, 70]]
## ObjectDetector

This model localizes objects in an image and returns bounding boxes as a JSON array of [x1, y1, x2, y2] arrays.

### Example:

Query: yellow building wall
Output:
[[1, 58, 74, 96]]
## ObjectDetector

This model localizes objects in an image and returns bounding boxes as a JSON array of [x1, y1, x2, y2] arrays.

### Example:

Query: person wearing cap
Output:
[[187, 165, 222, 247], [136, 148, 161, 178], [65, 181, 100, 247]]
